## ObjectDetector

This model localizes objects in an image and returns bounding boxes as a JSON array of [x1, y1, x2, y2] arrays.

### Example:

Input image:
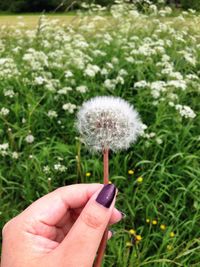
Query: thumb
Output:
[[55, 184, 117, 267]]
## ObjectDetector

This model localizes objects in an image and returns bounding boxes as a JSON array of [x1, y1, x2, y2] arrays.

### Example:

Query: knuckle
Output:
[[81, 209, 104, 230], [2, 219, 14, 236]]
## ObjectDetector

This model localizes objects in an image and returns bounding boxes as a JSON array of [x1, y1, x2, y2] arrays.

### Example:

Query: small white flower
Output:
[[64, 71, 73, 78], [76, 96, 143, 152], [4, 89, 15, 98], [12, 152, 19, 159], [0, 107, 10, 116], [54, 163, 67, 172], [25, 134, 35, 143], [57, 87, 72, 95], [62, 103, 76, 114], [47, 110, 58, 118], [76, 85, 88, 93], [43, 166, 50, 173]]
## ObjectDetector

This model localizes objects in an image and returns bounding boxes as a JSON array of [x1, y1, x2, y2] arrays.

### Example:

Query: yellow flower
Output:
[[136, 235, 142, 242], [167, 244, 173, 251], [128, 169, 134, 175], [126, 241, 133, 247], [129, 229, 136, 235], [146, 218, 150, 223], [152, 220, 158, 225], [85, 172, 91, 177], [137, 176, 143, 183], [170, 231, 175, 238], [108, 180, 112, 184], [160, 224, 166, 230]]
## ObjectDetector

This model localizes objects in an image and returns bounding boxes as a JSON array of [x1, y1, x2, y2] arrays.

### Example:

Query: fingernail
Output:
[[110, 229, 116, 236], [96, 184, 116, 208], [121, 212, 126, 219]]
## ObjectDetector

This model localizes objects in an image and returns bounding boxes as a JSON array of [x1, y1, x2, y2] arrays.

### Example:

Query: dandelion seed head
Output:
[[76, 96, 143, 152]]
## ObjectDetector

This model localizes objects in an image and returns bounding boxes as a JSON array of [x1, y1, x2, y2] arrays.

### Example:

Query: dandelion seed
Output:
[[76, 96, 143, 152]]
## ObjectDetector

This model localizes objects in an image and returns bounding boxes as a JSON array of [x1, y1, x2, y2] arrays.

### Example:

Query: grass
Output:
[[0, 13, 75, 27], [0, 3, 200, 266]]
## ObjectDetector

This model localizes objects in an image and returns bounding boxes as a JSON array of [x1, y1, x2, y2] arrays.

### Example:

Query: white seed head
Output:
[[76, 96, 143, 152]]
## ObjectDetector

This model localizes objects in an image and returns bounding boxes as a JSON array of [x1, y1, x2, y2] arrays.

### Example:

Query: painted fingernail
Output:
[[96, 184, 116, 208], [121, 212, 126, 219]]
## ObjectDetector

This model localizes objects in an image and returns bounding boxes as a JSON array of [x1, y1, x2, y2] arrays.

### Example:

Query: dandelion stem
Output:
[[94, 148, 109, 267]]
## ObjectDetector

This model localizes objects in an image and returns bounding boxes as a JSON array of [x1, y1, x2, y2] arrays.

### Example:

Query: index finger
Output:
[[18, 184, 103, 226]]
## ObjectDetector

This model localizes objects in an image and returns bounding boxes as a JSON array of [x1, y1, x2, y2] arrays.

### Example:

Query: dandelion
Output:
[[146, 218, 150, 224], [137, 176, 143, 183], [85, 172, 91, 177], [76, 96, 142, 152], [128, 169, 134, 175], [160, 224, 166, 230], [170, 231, 175, 238], [135, 235, 142, 242], [76, 96, 142, 266], [152, 220, 158, 225], [129, 229, 136, 235]]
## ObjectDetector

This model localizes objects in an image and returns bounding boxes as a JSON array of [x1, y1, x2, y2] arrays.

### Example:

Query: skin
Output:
[[1, 183, 122, 267]]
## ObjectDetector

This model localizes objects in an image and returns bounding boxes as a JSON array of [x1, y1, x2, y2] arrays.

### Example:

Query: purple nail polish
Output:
[[96, 184, 116, 208]]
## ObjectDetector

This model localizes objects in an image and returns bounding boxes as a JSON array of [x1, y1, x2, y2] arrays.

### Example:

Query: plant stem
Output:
[[94, 148, 109, 267]]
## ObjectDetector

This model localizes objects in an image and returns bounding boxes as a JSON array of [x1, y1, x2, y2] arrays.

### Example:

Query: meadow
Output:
[[0, 2, 200, 266]]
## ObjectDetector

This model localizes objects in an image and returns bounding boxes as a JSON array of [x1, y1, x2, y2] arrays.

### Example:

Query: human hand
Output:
[[1, 183, 122, 267]]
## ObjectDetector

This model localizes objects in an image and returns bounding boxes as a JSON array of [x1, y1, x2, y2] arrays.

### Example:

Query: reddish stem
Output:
[[94, 148, 109, 267]]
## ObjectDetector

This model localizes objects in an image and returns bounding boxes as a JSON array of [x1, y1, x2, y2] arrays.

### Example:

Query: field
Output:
[[0, 3, 200, 266]]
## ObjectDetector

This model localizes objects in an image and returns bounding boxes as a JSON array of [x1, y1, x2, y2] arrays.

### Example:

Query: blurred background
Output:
[[0, 0, 199, 13]]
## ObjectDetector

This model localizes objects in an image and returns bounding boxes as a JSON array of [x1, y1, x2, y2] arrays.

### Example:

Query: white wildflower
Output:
[[76, 96, 143, 152], [62, 103, 76, 113], [0, 107, 9, 116], [65, 71, 73, 78], [134, 81, 149, 88], [54, 163, 67, 172], [175, 105, 196, 119], [0, 143, 9, 156], [156, 138, 163, 145], [4, 89, 15, 98], [25, 134, 35, 143], [47, 110, 58, 118], [12, 152, 19, 159], [43, 166, 50, 173], [57, 87, 72, 95], [76, 85, 88, 93]]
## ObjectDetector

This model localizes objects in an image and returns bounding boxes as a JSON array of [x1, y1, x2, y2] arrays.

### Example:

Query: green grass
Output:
[[0, 3, 200, 266]]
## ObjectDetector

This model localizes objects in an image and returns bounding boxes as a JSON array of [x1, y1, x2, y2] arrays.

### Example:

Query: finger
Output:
[[16, 184, 103, 228], [56, 206, 122, 240], [55, 184, 117, 266]]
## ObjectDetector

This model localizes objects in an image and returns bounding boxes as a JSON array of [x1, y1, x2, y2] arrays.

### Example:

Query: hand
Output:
[[1, 183, 122, 267]]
